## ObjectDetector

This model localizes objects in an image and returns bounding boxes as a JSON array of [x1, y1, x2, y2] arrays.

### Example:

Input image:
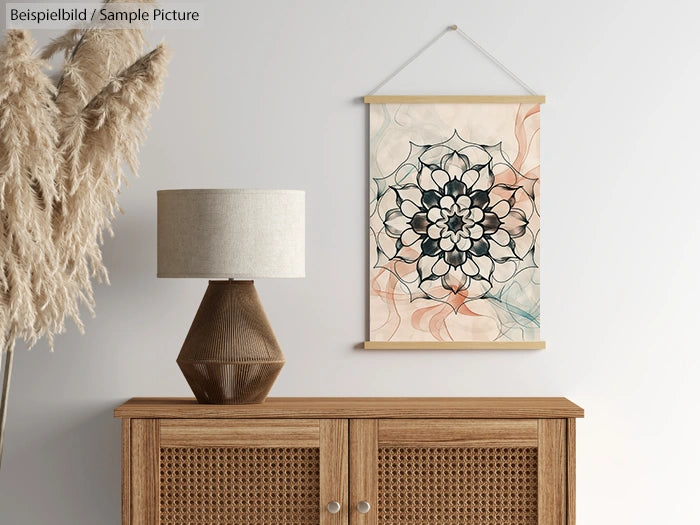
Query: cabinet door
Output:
[[129, 418, 348, 525], [349, 419, 567, 525]]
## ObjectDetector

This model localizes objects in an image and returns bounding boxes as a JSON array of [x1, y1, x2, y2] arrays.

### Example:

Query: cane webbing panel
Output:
[[160, 447, 320, 524], [378, 447, 538, 525]]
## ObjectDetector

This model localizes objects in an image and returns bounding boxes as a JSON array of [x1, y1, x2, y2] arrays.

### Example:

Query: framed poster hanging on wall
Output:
[[366, 95, 545, 349]]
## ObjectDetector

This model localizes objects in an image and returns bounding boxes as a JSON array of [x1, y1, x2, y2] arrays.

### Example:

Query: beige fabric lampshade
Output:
[[157, 189, 305, 279]]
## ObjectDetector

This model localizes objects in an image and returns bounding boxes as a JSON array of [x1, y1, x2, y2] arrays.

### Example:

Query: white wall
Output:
[[1, 0, 699, 522]]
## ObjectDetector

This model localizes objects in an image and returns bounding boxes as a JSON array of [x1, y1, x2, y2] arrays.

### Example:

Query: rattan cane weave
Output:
[[160, 447, 320, 524], [378, 447, 538, 525]]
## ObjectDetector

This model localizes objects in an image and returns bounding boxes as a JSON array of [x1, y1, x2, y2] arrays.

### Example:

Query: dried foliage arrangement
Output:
[[0, 0, 170, 467]]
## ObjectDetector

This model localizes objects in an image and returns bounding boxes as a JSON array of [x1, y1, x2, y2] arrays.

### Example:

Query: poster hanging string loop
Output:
[[367, 25, 537, 96]]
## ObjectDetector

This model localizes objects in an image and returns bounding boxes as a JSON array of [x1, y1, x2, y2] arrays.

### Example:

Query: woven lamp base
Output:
[[177, 280, 284, 404]]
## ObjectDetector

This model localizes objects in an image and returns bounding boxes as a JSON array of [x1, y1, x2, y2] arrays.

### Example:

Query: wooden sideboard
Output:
[[115, 397, 583, 525]]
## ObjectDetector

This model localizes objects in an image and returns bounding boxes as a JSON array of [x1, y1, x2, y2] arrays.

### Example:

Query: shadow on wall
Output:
[[0, 404, 121, 523], [101, 210, 155, 291], [0, 213, 155, 522]]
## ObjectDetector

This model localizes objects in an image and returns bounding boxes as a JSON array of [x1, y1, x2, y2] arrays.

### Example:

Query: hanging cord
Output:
[[453, 26, 537, 95], [368, 26, 453, 95], [368, 24, 537, 95]]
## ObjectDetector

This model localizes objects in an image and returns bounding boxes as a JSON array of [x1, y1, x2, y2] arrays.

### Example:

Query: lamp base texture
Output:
[[177, 280, 284, 404]]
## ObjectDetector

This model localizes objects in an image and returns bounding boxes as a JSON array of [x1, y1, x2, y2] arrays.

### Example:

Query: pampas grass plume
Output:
[[0, 1, 170, 352]]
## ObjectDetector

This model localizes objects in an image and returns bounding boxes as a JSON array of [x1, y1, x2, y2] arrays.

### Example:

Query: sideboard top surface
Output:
[[114, 397, 584, 419]]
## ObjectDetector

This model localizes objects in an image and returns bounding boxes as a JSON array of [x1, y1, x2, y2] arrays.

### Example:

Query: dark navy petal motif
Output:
[[372, 131, 539, 310]]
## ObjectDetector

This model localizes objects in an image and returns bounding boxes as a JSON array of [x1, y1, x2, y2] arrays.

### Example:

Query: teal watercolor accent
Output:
[[394, 163, 417, 186], [369, 105, 392, 176], [485, 293, 540, 327]]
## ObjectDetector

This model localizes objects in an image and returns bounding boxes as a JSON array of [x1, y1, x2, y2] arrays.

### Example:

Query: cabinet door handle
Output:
[[357, 501, 371, 514], [327, 501, 341, 514]]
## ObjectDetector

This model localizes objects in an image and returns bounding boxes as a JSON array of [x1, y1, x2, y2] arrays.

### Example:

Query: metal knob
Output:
[[357, 501, 371, 514], [327, 501, 341, 514]]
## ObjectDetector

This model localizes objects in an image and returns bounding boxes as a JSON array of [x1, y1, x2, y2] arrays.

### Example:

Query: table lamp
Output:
[[157, 189, 305, 404]]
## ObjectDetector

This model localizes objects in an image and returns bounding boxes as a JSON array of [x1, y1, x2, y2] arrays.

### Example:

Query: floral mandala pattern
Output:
[[372, 130, 539, 315]]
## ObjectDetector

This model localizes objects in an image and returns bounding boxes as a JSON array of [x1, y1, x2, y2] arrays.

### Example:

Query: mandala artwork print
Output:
[[369, 102, 541, 343]]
